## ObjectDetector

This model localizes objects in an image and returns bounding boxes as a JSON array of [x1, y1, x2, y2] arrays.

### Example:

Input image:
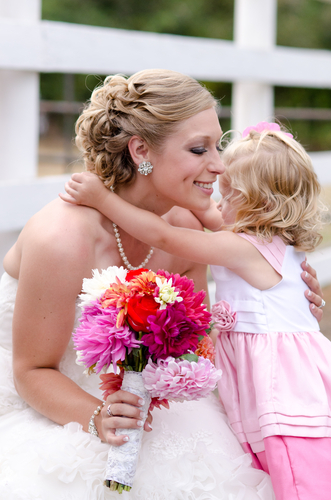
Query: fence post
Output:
[[0, 0, 41, 272], [0, 0, 41, 181], [232, 0, 277, 132]]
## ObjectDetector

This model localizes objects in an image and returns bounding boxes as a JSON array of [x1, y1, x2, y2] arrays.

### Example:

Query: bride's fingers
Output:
[[106, 430, 130, 447], [101, 390, 151, 445], [102, 411, 144, 446], [144, 411, 153, 432], [305, 290, 323, 322], [105, 402, 144, 421], [301, 260, 322, 296], [106, 390, 145, 408]]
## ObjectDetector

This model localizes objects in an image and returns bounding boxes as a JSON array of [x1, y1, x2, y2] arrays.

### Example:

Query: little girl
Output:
[[61, 122, 330, 500]]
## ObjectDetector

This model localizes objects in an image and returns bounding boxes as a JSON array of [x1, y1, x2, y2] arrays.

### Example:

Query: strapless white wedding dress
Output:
[[0, 272, 275, 500]]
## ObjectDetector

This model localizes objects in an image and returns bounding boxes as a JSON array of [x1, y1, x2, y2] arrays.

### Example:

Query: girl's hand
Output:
[[209, 327, 219, 347], [96, 390, 153, 446], [59, 172, 109, 210], [192, 199, 223, 232], [301, 260, 324, 322]]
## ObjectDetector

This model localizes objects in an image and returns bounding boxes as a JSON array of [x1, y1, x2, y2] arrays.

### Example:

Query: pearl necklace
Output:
[[109, 186, 154, 270], [112, 223, 154, 270]]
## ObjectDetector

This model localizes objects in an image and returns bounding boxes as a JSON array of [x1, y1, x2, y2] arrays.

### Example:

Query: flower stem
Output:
[[105, 480, 131, 493]]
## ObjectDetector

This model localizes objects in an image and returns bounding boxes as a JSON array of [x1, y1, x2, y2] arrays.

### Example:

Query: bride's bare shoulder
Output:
[[24, 198, 101, 240], [4, 199, 103, 279]]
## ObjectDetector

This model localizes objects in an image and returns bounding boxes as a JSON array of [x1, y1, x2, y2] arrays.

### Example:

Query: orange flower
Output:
[[100, 278, 133, 327], [195, 336, 216, 363], [129, 270, 159, 296]]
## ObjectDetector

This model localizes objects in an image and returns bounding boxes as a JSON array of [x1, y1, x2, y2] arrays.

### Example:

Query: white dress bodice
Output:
[[211, 235, 319, 334]]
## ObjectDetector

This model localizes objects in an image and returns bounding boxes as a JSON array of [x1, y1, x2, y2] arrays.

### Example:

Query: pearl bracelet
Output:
[[88, 401, 105, 437]]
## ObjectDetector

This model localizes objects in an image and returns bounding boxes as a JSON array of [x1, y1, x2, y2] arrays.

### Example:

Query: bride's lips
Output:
[[194, 181, 214, 195]]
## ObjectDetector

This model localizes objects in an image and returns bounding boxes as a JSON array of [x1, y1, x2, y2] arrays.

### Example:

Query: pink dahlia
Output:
[[156, 270, 211, 331], [74, 300, 140, 373], [143, 302, 202, 359], [142, 357, 222, 402]]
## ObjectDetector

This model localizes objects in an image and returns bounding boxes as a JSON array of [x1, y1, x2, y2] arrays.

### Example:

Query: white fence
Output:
[[1, 0, 331, 283]]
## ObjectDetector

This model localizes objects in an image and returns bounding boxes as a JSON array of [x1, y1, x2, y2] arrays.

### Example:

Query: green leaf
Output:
[[179, 353, 199, 362]]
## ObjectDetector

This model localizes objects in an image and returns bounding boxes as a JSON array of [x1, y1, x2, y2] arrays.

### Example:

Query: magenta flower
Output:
[[142, 357, 223, 402], [73, 300, 140, 373], [143, 302, 202, 359], [156, 270, 211, 332], [211, 300, 237, 332]]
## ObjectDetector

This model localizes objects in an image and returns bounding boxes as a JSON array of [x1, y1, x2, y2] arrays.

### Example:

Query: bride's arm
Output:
[[10, 204, 148, 446]]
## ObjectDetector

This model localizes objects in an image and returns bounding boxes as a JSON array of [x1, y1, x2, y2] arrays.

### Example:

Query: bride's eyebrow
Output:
[[185, 134, 216, 145]]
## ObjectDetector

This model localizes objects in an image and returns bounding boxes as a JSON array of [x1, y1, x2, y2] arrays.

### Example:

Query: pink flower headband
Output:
[[242, 121, 293, 139]]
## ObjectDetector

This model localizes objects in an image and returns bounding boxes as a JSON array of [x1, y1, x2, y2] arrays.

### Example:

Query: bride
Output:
[[0, 70, 323, 499]]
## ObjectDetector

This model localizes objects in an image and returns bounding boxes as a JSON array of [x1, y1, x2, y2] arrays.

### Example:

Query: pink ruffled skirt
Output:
[[215, 330, 331, 453]]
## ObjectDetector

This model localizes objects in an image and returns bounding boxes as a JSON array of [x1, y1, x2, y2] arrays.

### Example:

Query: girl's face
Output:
[[218, 178, 238, 226], [148, 108, 225, 213]]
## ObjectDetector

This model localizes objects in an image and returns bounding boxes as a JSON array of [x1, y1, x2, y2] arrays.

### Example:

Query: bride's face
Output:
[[148, 108, 224, 212]]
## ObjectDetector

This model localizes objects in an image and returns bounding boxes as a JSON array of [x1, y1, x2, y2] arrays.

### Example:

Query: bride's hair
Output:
[[75, 69, 216, 188], [220, 129, 325, 252]]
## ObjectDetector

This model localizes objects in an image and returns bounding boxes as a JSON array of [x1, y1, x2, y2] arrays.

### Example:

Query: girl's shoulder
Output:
[[236, 234, 287, 275]]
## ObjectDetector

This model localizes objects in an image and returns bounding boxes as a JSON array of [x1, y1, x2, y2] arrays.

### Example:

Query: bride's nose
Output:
[[208, 151, 225, 175]]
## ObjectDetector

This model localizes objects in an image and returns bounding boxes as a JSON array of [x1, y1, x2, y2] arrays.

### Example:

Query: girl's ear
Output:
[[128, 136, 151, 166]]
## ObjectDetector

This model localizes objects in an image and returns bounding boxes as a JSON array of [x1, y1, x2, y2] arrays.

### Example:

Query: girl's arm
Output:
[[192, 199, 224, 232], [60, 173, 246, 270], [60, 172, 325, 320]]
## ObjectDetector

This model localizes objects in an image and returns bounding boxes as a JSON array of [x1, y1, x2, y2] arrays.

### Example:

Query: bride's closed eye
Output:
[[190, 147, 207, 155], [191, 143, 222, 155]]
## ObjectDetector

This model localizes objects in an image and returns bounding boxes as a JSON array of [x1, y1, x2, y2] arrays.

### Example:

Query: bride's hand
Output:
[[301, 259, 324, 322], [97, 390, 153, 446]]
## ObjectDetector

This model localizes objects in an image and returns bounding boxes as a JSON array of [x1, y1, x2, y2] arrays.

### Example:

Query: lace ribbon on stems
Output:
[[105, 371, 151, 488]]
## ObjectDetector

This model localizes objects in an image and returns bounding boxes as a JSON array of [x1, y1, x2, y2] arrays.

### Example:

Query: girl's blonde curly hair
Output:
[[220, 128, 325, 252], [75, 69, 216, 189]]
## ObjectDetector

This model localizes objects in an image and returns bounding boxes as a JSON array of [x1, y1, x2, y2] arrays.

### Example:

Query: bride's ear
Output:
[[128, 136, 151, 167]]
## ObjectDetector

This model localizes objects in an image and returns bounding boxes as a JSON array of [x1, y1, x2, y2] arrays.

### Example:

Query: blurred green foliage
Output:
[[42, 0, 234, 39], [40, 0, 331, 151]]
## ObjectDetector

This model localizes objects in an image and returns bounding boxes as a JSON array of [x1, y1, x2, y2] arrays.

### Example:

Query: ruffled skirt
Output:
[[216, 330, 331, 453], [0, 272, 274, 499], [0, 396, 275, 500]]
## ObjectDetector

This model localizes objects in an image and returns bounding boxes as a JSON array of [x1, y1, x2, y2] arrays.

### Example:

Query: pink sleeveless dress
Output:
[[211, 234, 331, 455]]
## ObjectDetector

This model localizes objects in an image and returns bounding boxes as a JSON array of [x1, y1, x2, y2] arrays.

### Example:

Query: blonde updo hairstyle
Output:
[[220, 128, 324, 252], [75, 69, 216, 188]]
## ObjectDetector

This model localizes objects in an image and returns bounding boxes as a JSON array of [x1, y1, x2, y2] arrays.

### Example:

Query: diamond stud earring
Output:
[[138, 161, 153, 176]]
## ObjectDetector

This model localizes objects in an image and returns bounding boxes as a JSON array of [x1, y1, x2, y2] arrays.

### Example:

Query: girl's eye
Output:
[[190, 147, 207, 155], [216, 145, 223, 153]]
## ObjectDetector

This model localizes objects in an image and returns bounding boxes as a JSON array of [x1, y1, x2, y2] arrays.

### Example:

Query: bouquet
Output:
[[74, 266, 222, 493]]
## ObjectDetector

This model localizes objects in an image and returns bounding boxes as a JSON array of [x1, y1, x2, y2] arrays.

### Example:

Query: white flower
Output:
[[79, 266, 128, 307], [154, 277, 183, 310]]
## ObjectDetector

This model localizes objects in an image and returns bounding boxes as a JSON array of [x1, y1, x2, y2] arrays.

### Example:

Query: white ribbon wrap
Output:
[[105, 371, 151, 487]]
